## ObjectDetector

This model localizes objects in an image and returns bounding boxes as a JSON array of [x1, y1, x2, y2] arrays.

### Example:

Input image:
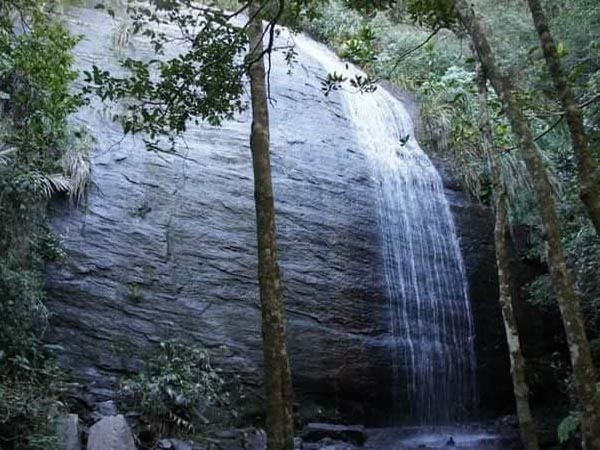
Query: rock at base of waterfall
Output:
[[211, 428, 267, 450], [87, 415, 136, 450], [301, 424, 366, 446], [157, 439, 196, 450], [90, 400, 120, 422], [318, 444, 357, 450], [56, 414, 81, 450], [301, 438, 357, 450], [96, 400, 118, 416]]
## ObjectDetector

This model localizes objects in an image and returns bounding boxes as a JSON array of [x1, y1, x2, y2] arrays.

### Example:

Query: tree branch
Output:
[[387, 27, 441, 78], [501, 116, 564, 154], [501, 93, 598, 153]]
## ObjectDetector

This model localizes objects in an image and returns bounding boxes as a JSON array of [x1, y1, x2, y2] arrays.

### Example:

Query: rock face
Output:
[[431, 156, 513, 417], [46, 6, 510, 422], [301, 424, 366, 446], [87, 415, 136, 450], [157, 439, 195, 450], [56, 414, 81, 450]]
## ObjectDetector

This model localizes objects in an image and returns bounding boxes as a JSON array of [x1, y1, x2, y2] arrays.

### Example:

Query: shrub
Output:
[[557, 413, 580, 444], [120, 340, 233, 437], [0, 2, 85, 448]]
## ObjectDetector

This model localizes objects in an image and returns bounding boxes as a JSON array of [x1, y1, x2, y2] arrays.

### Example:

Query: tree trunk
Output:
[[247, 3, 295, 449], [475, 60, 540, 450], [527, 0, 600, 235], [454, 2, 600, 448]]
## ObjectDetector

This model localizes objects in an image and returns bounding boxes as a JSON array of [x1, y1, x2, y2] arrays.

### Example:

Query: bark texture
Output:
[[527, 0, 600, 235], [454, 2, 600, 448], [247, 3, 295, 449], [475, 61, 540, 450]]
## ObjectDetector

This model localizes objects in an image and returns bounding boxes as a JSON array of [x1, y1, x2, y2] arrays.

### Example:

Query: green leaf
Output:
[[557, 414, 580, 443], [556, 41, 568, 58]]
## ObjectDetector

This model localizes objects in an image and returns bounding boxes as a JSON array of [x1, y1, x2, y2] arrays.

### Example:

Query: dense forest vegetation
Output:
[[0, 0, 598, 449]]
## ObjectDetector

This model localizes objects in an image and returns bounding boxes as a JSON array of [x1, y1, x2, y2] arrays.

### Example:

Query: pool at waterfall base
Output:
[[364, 425, 522, 449]]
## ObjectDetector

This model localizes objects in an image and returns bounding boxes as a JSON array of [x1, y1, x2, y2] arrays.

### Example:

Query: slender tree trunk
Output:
[[526, 0, 600, 235], [475, 60, 540, 450], [247, 3, 295, 449], [454, 2, 600, 448]]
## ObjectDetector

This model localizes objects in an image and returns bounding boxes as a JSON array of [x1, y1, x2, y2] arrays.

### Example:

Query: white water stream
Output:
[[294, 34, 478, 423]]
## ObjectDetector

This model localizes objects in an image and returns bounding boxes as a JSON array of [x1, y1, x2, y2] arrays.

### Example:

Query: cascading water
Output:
[[294, 35, 478, 423]]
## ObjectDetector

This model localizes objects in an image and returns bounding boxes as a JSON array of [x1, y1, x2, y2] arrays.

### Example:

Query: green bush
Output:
[[0, 366, 65, 450], [120, 340, 233, 436], [0, 2, 86, 448], [557, 413, 580, 444]]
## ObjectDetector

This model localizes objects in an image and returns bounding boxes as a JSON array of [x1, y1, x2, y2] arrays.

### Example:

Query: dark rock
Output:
[[157, 440, 174, 450], [47, 6, 389, 423], [302, 440, 356, 450], [87, 415, 135, 450], [215, 430, 243, 440], [56, 414, 81, 450], [96, 400, 118, 416], [302, 438, 333, 450], [320, 443, 357, 450], [45, 6, 508, 424], [157, 439, 194, 450], [429, 154, 513, 418], [301, 424, 366, 446], [208, 428, 266, 450]]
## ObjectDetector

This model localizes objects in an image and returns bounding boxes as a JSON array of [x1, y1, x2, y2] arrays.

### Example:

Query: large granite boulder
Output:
[[87, 415, 136, 450], [45, 6, 510, 422]]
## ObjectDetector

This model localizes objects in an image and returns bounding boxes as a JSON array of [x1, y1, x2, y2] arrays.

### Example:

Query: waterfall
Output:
[[294, 35, 478, 423]]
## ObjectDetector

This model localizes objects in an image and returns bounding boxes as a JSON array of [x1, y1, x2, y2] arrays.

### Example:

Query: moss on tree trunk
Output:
[[247, 2, 295, 449], [455, 1, 600, 448]]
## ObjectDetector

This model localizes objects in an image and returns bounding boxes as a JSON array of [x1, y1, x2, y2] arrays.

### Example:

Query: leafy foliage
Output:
[[120, 340, 233, 436], [339, 25, 377, 65], [83, 1, 248, 151], [407, 0, 457, 30], [0, 1, 86, 448], [557, 413, 580, 443], [84, 0, 335, 152], [304, 0, 600, 430]]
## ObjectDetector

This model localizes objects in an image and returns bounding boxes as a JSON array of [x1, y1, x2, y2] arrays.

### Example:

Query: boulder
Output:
[[96, 400, 118, 416], [320, 444, 357, 450], [87, 415, 136, 450], [157, 439, 195, 450], [211, 428, 266, 450], [56, 414, 81, 450], [301, 424, 366, 446], [301, 438, 357, 450]]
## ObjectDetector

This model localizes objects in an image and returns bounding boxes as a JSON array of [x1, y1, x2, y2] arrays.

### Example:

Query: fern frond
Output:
[[0, 148, 16, 166], [60, 128, 93, 205]]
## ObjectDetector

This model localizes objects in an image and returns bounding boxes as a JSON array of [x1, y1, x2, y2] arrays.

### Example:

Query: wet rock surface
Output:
[[157, 439, 196, 450], [46, 6, 509, 422], [362, 425, 522, 450], [302, 439, 358, 450], [301, 423, 366, 446], [87, 415, 136, 450], [430, 155, 513, 417]]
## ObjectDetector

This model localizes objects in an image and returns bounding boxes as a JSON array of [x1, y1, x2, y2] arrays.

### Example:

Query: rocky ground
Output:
[[56, 401, 561, 450]]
